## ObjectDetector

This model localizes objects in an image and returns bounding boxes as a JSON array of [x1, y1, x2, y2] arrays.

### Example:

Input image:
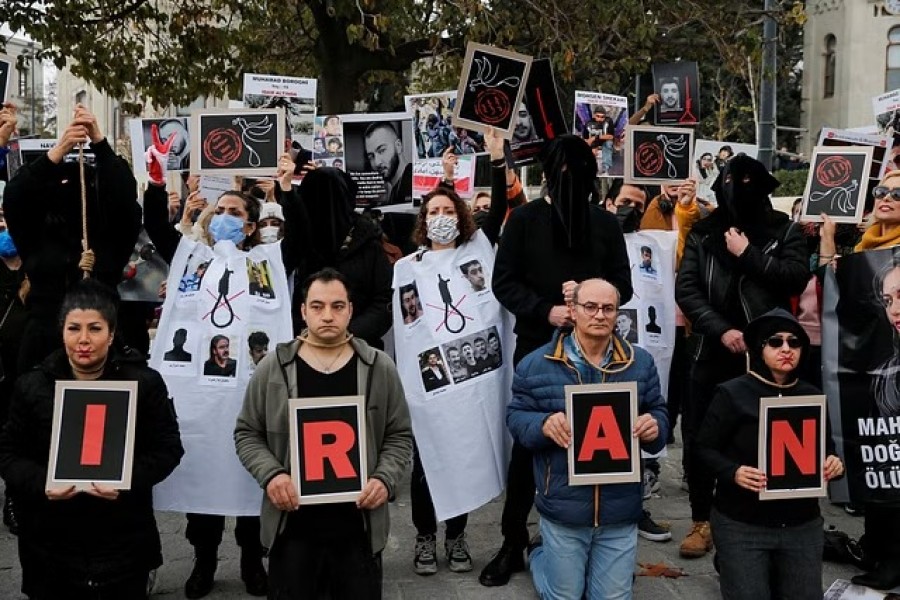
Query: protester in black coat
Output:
[[0, 280, 183, 599]]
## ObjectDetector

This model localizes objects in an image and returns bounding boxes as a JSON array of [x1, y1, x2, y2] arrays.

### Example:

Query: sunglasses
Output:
[[873, 186, 900, 202], [764, 335, 802, 349]]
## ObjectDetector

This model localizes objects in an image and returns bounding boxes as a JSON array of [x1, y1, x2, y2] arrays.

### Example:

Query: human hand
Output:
[[548, 305, 573, 327], [256, 179, 276, 200], [633, 414, 659, 442], [824, 455, 844, 481], [562, 280, 578, 304], [734, 466, 767, 493], [642, 94, 660, 113], [277, 153, 295, 190], [186, 174, 201, 194], [145, 123, 177, 185], [167, 191, 182, 222], [356, 478, 388, 510], [47, 122, 90, 164], [484, 126, 505, 160], [46, 485, 78, 500], [820, 213, 836, 241], [266, 473, 300, 511], [442, 148, 458, 181], [85, 482, 120, 500], [542, 412, 571, 448], [724, 227, 749, 257], [0, 102, 18, 146], [720, 329, 746, 353], [158, 280, 168, 299], [677, 180, 697, 206], [73, 104, 104, 144], [181, 191, 207, 227]]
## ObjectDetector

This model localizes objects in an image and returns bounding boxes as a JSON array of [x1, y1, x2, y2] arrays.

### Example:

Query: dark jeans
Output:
[[410, 444, 467, 539], [33, 570, 149, 600], [685, 353, 745, 522], [267, 533, 381, 600], [185, 513, 263, 556], [667, 326, 689, 439], [711, 509, 823, 600]]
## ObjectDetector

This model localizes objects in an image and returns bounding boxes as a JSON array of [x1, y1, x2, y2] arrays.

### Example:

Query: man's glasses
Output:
[[873, 186, 900, 202], [574, 302, 617, 318], [764, 335, 802, 349]]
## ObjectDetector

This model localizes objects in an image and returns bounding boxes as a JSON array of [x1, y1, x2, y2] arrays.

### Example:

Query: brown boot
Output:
[[679, 521, 713, 558]]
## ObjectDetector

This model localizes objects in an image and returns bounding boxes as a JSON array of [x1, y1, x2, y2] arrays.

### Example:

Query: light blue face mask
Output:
[[0, 230, 18, 258], [208, 214, 246, 246]]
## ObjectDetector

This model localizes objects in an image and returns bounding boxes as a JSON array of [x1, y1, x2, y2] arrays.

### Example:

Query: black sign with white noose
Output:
[[800, 146, 874, 224], [624, 125, 694, 185], [193, 109, 285, 175]]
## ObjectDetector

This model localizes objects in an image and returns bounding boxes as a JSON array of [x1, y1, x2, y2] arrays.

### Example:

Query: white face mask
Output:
[[259, 225, 281, 244], [426, 214, 460, 246]]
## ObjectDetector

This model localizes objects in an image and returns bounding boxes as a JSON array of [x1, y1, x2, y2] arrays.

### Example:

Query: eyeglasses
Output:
[[873, 186, 900, 202], [574, 302, 617, 318], [764, 335, 802, 349]]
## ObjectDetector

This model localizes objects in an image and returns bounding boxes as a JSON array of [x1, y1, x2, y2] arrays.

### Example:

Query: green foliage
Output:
[[773, 168, 810, 197]]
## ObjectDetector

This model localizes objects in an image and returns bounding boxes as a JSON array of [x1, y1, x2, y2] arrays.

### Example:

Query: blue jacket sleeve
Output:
[[506, 360, 557, 451], [637, 353, 668, 456]]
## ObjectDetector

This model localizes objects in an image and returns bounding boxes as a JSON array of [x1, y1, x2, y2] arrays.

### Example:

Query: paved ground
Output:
[[0, 439, 866, 599]]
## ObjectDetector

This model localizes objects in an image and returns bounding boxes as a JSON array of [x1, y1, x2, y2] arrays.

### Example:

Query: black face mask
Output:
[[616, 206, 641, 233], [472, 210, 489, 229]]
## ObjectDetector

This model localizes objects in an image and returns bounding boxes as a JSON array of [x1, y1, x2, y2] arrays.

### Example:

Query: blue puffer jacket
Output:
[[507, 328, 668, 528]]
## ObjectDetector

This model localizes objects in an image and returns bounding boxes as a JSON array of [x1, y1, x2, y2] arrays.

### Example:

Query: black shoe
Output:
[[479, 543, 525, 587], [851, 561, 900, 590], [184, 552, 217, 599], [240, 554, 268, 597], [3, 496, 19, 536]]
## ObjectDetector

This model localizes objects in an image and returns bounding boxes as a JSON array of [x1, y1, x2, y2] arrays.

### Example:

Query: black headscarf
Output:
[[743, 308, 810, 384], [710, 155, 780, 241], [543, 135, 597, 251], [298, 167, 356, 270]]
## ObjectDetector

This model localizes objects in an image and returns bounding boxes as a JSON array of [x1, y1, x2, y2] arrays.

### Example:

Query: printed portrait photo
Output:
[[418, 346, 451, 393], [399, 281, 424, 325], [459, 259, 488, 293], [203, 334, 238, 378], [615, 308, 639, 344]]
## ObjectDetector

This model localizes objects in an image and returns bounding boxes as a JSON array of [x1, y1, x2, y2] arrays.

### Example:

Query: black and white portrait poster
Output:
[[128, 117, 192, 179], [242, 73, 317, 153], [822, 248, 900, 504], [0, 56, 11, 103], [151, 237, 293, 515], [651, 61, 700, 126], [339, 112, 414, 207], [453, 42, 533, 139], [511, 58, 567, 167], [391, 230, 514, 520], [800, 146, 874, 224], [624, 125, 694, 185]]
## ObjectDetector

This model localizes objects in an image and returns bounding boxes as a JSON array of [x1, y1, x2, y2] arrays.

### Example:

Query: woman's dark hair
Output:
[[58, 279, 120, 332], [412, 188, 477, 248]]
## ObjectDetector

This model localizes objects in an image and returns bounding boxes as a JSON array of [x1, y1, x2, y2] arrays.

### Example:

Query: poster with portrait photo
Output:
[[692, 139, 759, 205], [572, 92, 629, 178], [339, 112, 414, 207], [453, 42, 533, 139], [398, 280, 425, 327], [635, 242, 660, 284], [818, 128, 893, 180], [177, 254, 213, 299], [159, 322, 198, 375], [191, 108, 285, 176], [128, 117, 192, 179], [640, 303, 664, 347], [624, 125, 694, 185], [800, 146, 874, 224], [0, 56, 11, 103], [200, 334, 241, 386], [242, 73, 317, 152], [873, 89, 900, 137], [651, 61, 700, 126], [245, 327, 274, 373], [246, 258, 277, 303], [614, 308, 639, 345], [313, 115, 344, 164], [418, 346, 452, 393], [16, 138, 96, 170], [440, 326, 503, 384], [511, 58, 567, 167], [457, 257, 490, 296]]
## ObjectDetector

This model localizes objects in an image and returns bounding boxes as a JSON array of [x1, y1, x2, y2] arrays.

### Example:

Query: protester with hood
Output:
[[675, 155, 809, 559], [696, 309, 843, 600], [279, 166, 392, 348], [483, 134, 632, 587], [4, 105, 141, 372]]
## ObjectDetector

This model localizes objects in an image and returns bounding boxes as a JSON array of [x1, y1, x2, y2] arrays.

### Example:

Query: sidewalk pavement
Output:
[[0, 440, 865, 599]]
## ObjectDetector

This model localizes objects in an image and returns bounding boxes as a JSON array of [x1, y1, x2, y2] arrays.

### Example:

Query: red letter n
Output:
[[771, 419, 817, 476]]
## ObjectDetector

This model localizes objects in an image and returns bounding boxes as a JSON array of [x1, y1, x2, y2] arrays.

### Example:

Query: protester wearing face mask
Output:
[[258, 201, 285, 245]]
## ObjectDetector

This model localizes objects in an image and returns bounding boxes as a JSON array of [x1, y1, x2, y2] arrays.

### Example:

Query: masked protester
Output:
[[675, 155, 810, 560], [484, 134, 632, 587]]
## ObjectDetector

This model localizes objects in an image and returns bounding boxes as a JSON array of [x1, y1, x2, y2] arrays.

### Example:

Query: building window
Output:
[[18, 67, 28, 97], [889, 26, 900, 92], [824, 34, 836, 99]]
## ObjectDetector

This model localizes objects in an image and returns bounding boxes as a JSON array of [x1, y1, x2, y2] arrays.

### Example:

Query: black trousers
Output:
[[33, 570, 149, 600], [185, 513, 263, 556], [863, 503, 900, 564], [410, 443, 467, 539], [267, 533, 381, 600], [667, 326, 689, 440]]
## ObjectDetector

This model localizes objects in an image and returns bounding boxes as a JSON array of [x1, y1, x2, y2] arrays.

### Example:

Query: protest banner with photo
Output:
[[392, 230, 514, 520], [288, 396, 367, 504], [242, 73, 317, 153], [624, 125, 694, 185], [152, 237, 293, 515], [453, 43, 533, 139], [651, 61, 700, 126], [800, 146, 874, 224], [15, 139, 96, 172], [822, 247, 900, 505], [566, 382, 640, 486], [0, 56, 11, 103], [573, 92, 629, 178], [339, 112, 414, 207], [818, 128, 893, 180], [128, 117, 191, 179], [692, 139, 759, 205], [47, 381, 138, 491], [191, 108, 285, 176], [873, 89, 900, 137], [405, 91, 482, 198], [511, 58, 567, 166], [758, 395, 827, 500]]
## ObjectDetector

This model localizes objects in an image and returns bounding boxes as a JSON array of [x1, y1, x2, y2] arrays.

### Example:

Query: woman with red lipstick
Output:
[[696, 309, 843, 600]]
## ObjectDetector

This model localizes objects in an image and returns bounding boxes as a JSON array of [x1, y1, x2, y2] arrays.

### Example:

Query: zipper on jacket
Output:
[[544, 457, 551, 495], [593, 485, 600, 527]]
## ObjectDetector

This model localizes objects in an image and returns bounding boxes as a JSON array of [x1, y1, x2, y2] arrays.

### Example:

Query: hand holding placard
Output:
[[543, 412, 571, 448], [823, 455, 844, 481], [734, 465, 767, 493], [266, 472, 300, 511], [632, 413, 659, 443], [356, 477, 388, 510]]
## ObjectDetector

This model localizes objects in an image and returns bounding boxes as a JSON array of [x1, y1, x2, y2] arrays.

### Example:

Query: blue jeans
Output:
[[530, 516, 636, 600], [600, 141, 613, 174], [711, 508, 823, 600]]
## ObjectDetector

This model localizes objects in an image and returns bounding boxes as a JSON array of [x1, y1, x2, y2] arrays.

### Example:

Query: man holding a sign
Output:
[[235, 269, 412, 599], [506, 279, 667, 600]]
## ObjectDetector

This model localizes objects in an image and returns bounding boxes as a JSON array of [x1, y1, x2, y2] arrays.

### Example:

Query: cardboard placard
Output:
[[800, 146, 874, 224], [818, 128, 892, 180], [191, 108, 285, 175], [15, 138, 95, 171], [566, 382, 640, 486], [128, 117, 192, 178], [511, 58, 567, 166], [651, 61, 700, 126], [47, 381, 138, 491], [453, 43, 533, 140], [338, 112, 414, 207], [242, 73, 317, 152], [624, 125, 694, 185], [758, 395, 826, 500], [573, 91, 629, 178], [288, 395, 367, 504], [873, 88, 900, 137]]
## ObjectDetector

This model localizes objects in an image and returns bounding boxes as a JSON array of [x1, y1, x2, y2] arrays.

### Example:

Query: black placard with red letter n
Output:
[[288, 396, 368, 505], [758, 395, 827, 500], [566, 382, 641, 486], [47, 381, 138, 491]]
